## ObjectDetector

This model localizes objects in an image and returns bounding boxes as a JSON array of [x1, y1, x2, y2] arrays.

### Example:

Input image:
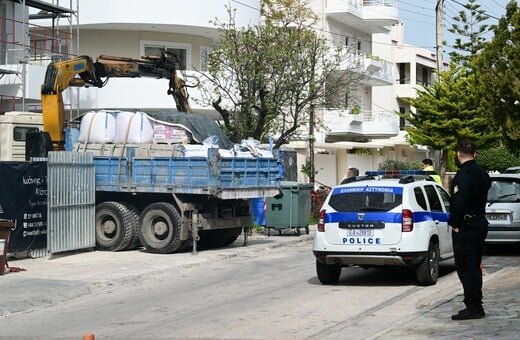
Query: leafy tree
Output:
[[473, 1, 520, 152], [398, 65, 499, 182], [476, 146, 520, 172], [446, 0, 492, 67], [199, 0, 363, 151]]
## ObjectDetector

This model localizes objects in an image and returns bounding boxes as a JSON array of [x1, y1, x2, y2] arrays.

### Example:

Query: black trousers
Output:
[[452, 221, 488, 310]]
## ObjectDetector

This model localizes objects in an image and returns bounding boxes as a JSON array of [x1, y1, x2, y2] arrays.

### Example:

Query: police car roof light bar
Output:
[[365, 170, 425, 176]]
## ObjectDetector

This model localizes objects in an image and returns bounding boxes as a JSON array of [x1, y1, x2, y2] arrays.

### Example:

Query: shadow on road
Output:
[[308, 263, 457, 287], [484, 244, 520, 256]]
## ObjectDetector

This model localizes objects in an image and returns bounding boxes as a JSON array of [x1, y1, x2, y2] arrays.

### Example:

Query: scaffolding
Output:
[[0, 0, 78, 112]]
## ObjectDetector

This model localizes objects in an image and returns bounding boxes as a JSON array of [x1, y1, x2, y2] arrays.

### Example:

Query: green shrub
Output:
[[378, 159, 422, 170], [476, 147, 520, 172]]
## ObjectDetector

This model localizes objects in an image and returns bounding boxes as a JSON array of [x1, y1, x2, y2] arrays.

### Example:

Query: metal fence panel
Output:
[[47, 152, 95, 254]]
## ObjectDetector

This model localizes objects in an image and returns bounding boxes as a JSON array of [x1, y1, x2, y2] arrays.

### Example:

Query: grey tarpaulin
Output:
[[145, 111, 233, 149]]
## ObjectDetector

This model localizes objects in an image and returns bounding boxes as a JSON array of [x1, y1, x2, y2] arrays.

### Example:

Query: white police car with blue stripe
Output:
[[313, 170, 453, 286]]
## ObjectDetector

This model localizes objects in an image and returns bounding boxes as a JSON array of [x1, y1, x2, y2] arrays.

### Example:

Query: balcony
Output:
[[340, 50, 395, 86], [323, 109, 399, 142], [326, 0, 399, 34]]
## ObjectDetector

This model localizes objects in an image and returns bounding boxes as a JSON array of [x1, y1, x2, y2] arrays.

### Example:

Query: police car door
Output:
[[436, 186, 453, 257], [424, 185, 452, 256]]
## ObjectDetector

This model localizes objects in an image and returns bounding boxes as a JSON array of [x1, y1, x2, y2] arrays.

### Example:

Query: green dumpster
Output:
[[265, 181, 314, 236]]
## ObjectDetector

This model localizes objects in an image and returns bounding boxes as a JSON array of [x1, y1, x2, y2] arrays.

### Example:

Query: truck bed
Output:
[[89, 145, 281, 199]]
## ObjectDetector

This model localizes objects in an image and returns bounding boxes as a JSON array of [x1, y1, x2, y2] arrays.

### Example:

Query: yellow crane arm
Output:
[[41, 51, 191, 148]]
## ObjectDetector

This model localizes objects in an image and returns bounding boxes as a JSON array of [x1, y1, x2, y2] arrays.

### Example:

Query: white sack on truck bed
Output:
[[78, 110, 116, 143], [114, 111, 154, 144]]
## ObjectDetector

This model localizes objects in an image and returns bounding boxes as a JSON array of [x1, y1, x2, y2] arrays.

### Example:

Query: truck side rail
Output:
[[93, 147, 282, 199]]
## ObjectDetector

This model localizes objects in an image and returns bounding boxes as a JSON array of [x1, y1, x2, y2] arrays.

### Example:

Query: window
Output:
[[422, 68, 429, 86], [141, 41, 191, 70], [437, 187, 451, 211], [200, 46, 212, 72], [414, 187, 427, 210], [489, 179, 520, 202], [399, 107, 407, 131], [424, 185, 443, 212], [398, 63, 407, 84], [329, 191, 402, 212], [14, 127, 39, 142]]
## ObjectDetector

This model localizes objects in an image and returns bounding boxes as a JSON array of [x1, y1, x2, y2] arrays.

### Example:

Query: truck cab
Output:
[[0, 112, 43, 161]]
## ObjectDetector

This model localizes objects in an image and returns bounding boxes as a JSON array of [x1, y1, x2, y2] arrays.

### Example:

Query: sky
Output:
[[398, 0, 511, 57]]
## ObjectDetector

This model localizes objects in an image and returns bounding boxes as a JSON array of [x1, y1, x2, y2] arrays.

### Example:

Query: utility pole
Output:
[[436, 0, 447, 187], [435, 0, 444, 71]]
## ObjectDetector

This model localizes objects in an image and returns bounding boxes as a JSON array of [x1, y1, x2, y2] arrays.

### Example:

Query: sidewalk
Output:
[[373, 264, 520, 339]]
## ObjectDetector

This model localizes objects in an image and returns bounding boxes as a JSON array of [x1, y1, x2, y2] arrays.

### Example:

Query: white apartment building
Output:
[[0, 0, 438, 187], [290, 0, 439, 187]]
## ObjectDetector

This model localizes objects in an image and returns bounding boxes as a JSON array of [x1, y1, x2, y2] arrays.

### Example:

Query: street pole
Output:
[[435, 0, 444, 71], [436, 0, 447, 187]]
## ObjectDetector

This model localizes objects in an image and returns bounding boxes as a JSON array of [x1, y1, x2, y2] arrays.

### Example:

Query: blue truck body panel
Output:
[[93, 148, 282, 198]]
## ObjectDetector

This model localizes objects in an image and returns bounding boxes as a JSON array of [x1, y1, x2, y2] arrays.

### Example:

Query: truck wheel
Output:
[[95, 201, 137, 251], [415, 240, 440, 286], [126, 204, 141, 249], [138, 202, 183, 253], [316, 260, 341, 284]]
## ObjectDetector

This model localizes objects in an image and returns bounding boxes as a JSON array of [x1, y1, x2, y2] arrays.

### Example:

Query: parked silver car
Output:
[[504, 166, 520, 174], [486, 174, 520, 244]]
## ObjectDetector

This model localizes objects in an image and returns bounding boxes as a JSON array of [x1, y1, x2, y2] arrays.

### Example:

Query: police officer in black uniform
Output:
[[448, 138, 491, 320]]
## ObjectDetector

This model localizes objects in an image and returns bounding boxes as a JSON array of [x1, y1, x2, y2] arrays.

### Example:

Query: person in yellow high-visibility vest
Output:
[[422, 158, 442, 186]]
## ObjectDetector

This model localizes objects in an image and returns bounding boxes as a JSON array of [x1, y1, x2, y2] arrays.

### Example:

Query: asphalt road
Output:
[[1, 230, 518, 339]]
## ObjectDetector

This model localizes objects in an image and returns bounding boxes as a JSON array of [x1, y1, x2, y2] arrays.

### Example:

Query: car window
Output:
[[488, 179, 520, 202], [328, 186, 402, 212], [437, 187, 451, 211], [414, 187, 428, 210], [424, 185, 443, 212], [504, 167, 520, 174]]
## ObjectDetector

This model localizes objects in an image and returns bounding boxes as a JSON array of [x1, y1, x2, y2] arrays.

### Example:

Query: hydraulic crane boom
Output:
[[40, 51, 191, 149]]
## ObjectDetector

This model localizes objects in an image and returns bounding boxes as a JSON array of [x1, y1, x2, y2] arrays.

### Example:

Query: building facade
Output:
[[0, 0, 439, 186]]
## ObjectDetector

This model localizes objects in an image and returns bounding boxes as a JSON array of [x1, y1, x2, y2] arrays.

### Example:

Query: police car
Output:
[[313, 170, 453, 286]]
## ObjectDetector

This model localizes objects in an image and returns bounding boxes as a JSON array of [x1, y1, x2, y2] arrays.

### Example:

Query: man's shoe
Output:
[[451, 308, 485, 320]]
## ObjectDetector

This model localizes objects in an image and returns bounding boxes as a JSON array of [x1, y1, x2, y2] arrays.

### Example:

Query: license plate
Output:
[[346, 229, 374, 237], [486, 213, 508, 221]]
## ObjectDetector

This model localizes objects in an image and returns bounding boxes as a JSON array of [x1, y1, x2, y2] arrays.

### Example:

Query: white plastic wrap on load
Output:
[[182, 136, 219, 157], [78, 110, 117, 143], [115, 111, 154, 144], [218, 138, 275, 158]]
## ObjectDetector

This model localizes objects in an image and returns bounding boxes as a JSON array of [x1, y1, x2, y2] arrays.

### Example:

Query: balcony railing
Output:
[[326, 0, 398, 33], [340, 49, 394, 85], [0, 16, 75, 65], [323, 108, 399, 140]]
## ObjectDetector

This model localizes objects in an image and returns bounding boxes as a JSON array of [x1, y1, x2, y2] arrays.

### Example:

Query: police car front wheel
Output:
[[415, 240, 440, 286]]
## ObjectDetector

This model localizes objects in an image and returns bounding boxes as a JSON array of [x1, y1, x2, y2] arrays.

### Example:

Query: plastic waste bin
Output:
[[0, 220, 14, 275], [265, 181, 314, 235]]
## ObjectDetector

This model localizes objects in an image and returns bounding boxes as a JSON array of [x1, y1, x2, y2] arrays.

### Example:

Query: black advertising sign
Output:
[[0, 161, 47, 252]]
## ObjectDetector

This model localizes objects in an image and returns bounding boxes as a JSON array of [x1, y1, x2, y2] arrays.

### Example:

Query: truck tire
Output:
[[316, 260, 341, 284], [415, 239, 440, 286], [127, 204, 141, 249], [197, 228, 242, 249], [138, 202, 183, 253], [95, 201, 137, 251]]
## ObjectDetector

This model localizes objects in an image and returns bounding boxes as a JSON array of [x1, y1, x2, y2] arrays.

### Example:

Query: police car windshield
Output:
[[328, 186, 402, 212]]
